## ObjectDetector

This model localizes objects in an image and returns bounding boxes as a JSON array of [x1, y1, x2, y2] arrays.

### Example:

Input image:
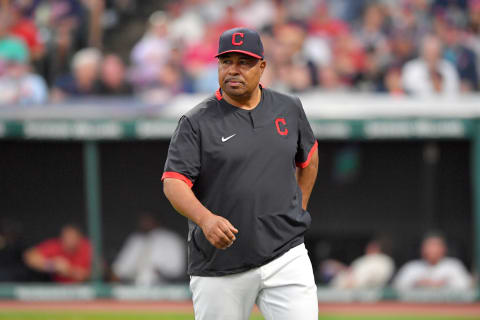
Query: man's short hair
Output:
[[71, 48, 102, 71], [422, 230, 446, 243], [61, 223, 84, 235]]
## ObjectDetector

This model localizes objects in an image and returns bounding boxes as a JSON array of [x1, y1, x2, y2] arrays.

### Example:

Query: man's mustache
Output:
[[225, 78, 244, 83]]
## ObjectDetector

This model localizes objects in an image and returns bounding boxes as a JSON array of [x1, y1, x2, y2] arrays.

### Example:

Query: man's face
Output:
[[60, 226, 82, 252], [101, 55, 125, 88], [74, 61, 98, 87], [218, 53, 265, 99], [5, 62, 28, 79], [421, 236, 446, 265], [422, 37, 442, 66]]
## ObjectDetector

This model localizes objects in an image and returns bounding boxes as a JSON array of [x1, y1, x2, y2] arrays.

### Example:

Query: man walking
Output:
[[162, 27, 319, 320]]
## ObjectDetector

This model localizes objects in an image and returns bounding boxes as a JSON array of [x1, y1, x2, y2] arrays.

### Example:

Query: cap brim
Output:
[[215, 50, 262, 59]]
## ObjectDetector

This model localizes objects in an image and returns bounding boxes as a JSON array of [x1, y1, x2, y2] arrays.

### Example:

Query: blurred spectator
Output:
[[470, 0, 480, 34], [318, 65, 346, 91], [130, 11, 172, 89], [83, 0, 105, 49], [268, 23, 318, 92], [8, 2, 45, 61], [326, 0, 366, 22], [0, 21, 48, 105], [436, 17, 479, 91], [302, 4, 334, 69], [112, 213, 185, 286], [51, 47, 101, 101], [393, 231, 472, 290], [389, 31, 417, 66], [233, 0, 275, 30], [166, 1, 205, 46], [0, 19, 29, 63], [140, 61, 194, 104], [402, 35, 460, 96], [355, 3, 388, 52], [307, 2, 350, 40], [280, 0, 316, 21], [331, 31, 367, 87], [467, 0, 480, 81], [0, 0, 479, 101], [432, 0, 469, 26], [302, 33, 331, 69], [400, 0, 433, 39], [20, 0, 89, 83], [98, 53, 133, 95], [353, 46, 387, 92], [180, 0, 227, 24], [0, 218, 29, 282], [381, 66, 406, 96], [433, 0, 469, 10], [350, 3, 392, 92], [320, 237, 395, 289], [23, 224, 92, 283], [182, 24, 218, 93], [210, 5, 246, 39], [20, 0, 87, 25], [0, 57, 48, 105]]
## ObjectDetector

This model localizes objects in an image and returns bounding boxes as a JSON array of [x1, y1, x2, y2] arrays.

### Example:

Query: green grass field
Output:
[[0, 311, 479, 320]]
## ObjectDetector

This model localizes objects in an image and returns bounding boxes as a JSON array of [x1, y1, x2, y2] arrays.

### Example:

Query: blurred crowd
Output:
[[1, 0, 480, 106]]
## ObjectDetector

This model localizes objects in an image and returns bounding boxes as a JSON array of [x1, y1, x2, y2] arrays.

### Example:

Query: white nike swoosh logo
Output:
[[221, 134, 236, 142]]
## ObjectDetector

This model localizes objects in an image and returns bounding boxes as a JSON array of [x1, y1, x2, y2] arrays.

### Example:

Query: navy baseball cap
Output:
[[215, 27, 264, 59]]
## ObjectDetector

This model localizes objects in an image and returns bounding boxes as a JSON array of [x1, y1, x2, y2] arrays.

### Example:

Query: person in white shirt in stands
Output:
[[323, 237, 395, 289], [393, 231, 472, 290], [112, 213, 185, 286], [402, 35, 460, 97], [130, 11, 172, 89]]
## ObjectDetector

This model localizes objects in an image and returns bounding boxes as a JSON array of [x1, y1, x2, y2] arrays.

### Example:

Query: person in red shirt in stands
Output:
[[7, 2, 44, 61], [23, 224, 91, 283]]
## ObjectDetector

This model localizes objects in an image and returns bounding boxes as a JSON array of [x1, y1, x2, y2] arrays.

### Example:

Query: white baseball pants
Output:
[[190, 243, 318, 320]]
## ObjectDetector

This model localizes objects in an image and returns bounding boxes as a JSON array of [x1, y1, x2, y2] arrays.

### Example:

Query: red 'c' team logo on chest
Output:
[[275, 118, 288, 136]]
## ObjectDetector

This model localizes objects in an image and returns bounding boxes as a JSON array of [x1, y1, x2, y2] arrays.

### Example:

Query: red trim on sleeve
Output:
[[162, 172, 193, 188], [296, 141, 318, 169]]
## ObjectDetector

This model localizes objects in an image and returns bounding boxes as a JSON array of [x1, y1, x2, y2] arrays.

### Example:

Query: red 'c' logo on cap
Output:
[[232, 33, 244, 46]]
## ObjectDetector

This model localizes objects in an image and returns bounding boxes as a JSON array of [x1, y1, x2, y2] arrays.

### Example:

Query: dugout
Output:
[[0, 93, 479, 301]]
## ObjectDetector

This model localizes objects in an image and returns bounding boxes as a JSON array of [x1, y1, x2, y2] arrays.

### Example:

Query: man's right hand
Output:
[[163, 178, 239, 249], [199, 213, 238, 250]]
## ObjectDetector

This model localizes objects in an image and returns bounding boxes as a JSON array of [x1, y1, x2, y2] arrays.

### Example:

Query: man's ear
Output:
[[259, 60, 266, 73]]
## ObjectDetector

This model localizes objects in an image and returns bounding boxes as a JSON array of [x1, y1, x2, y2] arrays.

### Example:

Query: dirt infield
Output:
[[0, 300, 479, 317]]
